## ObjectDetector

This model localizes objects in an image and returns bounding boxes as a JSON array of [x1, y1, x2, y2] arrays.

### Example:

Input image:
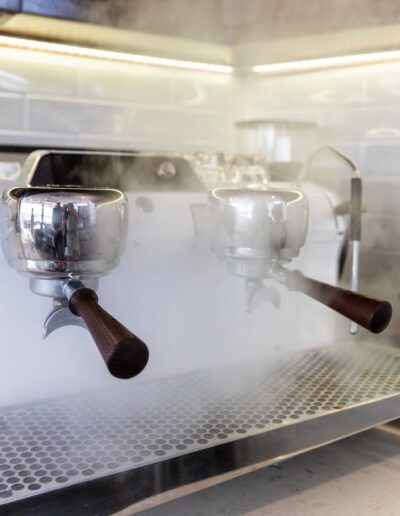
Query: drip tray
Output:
[[1, 342, 400, 511]]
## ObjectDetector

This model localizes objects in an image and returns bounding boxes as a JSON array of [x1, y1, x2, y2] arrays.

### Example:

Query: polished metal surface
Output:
[[42, 279, 89, 338], [0, 342, 399, 507], [157, 161, 177, 181], [20, 150, 204, 193], [62, 279, 87, 300], [29, 278, 99, 336], [127, 423, 400, 516], [208, 186, 308, 270], [245, 279, 280, 312], [350, 240, 360, 334], [1, 186, 127, 279], [207, 186, 309, 311], [29, 278, 99, 299], [296, 145, 362, 337], [42, 300, 87, 338]]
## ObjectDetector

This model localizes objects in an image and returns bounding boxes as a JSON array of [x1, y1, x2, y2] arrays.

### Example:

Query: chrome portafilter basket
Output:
[[1, 186, 149, 379], [208, 185, 392, 334]]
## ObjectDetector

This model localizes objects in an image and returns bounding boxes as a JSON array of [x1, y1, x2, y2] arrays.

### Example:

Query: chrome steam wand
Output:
[[296, 144, 362, 334]]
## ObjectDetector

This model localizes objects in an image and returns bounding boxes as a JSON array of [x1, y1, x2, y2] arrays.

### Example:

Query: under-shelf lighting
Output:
[[252, 50, 400, 74], [0, 35, 233, 74]]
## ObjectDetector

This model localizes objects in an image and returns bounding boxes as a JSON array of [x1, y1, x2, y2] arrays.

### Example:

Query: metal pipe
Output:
[[296, 145, 362, 334], [350, 241, 360, 334]]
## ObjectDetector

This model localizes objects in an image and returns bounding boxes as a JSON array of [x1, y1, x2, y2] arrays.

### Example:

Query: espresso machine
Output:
[[0, 150, 398, 514]]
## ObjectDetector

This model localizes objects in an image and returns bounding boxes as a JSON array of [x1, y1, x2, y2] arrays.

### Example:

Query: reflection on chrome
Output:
[[2, 187, 127, 278]]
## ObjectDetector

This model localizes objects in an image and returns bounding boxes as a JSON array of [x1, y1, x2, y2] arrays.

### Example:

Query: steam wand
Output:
[[296, 145, 362, 334], [268, 264, 392, 334]]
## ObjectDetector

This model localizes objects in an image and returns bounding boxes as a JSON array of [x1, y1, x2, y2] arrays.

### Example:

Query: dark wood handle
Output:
[[69, 288, 149, 379], [284, 270, 392, 334]]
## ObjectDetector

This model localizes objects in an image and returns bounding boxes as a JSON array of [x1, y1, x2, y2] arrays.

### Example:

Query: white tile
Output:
[[80, 104, 233, 147], [77, 135, 156, 151], [28, 97, 81, 134], [365, 61, 400, 106], [8, 46, 400, 159], [173, 70, 234, 109], [0, 130, 80, 148], [317, 106, 400, 141], [359, 141, 400, 177], [0, 48, 237, 151], [243, 66, 365, 117], [27, 96, 233, 151], [177, 138, 233, 153], [77, 61, 174, 104], [173, 109, 230, 138], [0, 48, 78, 96], [78, 105, 180, 149], [79, 102, 134, 136], [0, 94, 25, 130], [363, 176, 400, 215], [123, 106, 183, 140]]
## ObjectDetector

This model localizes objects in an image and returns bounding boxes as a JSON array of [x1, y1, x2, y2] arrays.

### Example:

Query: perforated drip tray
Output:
[[1, 342, 400, 509]]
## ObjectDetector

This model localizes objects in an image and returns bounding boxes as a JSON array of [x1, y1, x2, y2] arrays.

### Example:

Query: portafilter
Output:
[[1, 186, 149, 379], [208, 186, 392, 334]]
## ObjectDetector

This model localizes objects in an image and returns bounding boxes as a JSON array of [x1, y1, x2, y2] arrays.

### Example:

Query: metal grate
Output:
[[1, 342, 400, 505]]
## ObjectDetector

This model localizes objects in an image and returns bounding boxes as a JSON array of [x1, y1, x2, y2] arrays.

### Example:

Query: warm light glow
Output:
[[0, 35, 233, 74], [252, 50, 400, 74]]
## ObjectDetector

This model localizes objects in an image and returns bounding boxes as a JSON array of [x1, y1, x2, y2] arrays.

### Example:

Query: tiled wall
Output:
[[240, 61, 400, 179], [3, 44, 400, 170], [0, 47, 236, 152]]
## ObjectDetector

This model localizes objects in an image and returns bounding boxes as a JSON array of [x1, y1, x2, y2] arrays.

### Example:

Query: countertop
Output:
[[139, 423, 400, 516]]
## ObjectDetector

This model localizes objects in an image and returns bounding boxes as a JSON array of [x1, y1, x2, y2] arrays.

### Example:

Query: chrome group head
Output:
[[1, 186, 128, 279]]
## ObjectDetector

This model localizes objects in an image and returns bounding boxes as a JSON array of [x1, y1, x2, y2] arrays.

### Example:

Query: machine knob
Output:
[[157, 161, 177, 181]]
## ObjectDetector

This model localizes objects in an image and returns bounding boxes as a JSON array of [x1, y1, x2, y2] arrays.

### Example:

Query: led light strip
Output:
[[0, 35, 233, 74], [252, 49, 400, 74], [1, 34, 397, 76]]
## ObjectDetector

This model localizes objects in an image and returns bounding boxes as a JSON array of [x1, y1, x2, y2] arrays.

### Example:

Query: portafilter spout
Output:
[[1, 186, 149, 379]]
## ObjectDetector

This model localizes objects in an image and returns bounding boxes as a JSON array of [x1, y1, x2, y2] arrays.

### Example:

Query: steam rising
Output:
[[0, 6, 398, 502]]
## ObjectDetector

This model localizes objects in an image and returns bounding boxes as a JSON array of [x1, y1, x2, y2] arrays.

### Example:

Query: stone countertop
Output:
[[141, 423, 400, 516]]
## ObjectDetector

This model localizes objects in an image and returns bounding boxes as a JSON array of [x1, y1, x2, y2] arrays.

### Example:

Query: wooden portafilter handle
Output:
[[282, 269, 392, 334], [65, 284, 149, 379]]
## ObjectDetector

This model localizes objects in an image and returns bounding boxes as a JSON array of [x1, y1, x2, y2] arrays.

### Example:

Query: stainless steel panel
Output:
[[0, 341, 399, 507]]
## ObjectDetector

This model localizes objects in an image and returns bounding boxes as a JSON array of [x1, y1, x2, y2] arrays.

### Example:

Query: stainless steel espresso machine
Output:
[[0, 150, 398, 514]]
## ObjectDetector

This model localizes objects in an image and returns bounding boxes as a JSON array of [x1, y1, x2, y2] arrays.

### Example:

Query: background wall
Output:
[[0, 46, 236, 152], [240, 61, 400, 176], [1, 43, 400, 171]]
